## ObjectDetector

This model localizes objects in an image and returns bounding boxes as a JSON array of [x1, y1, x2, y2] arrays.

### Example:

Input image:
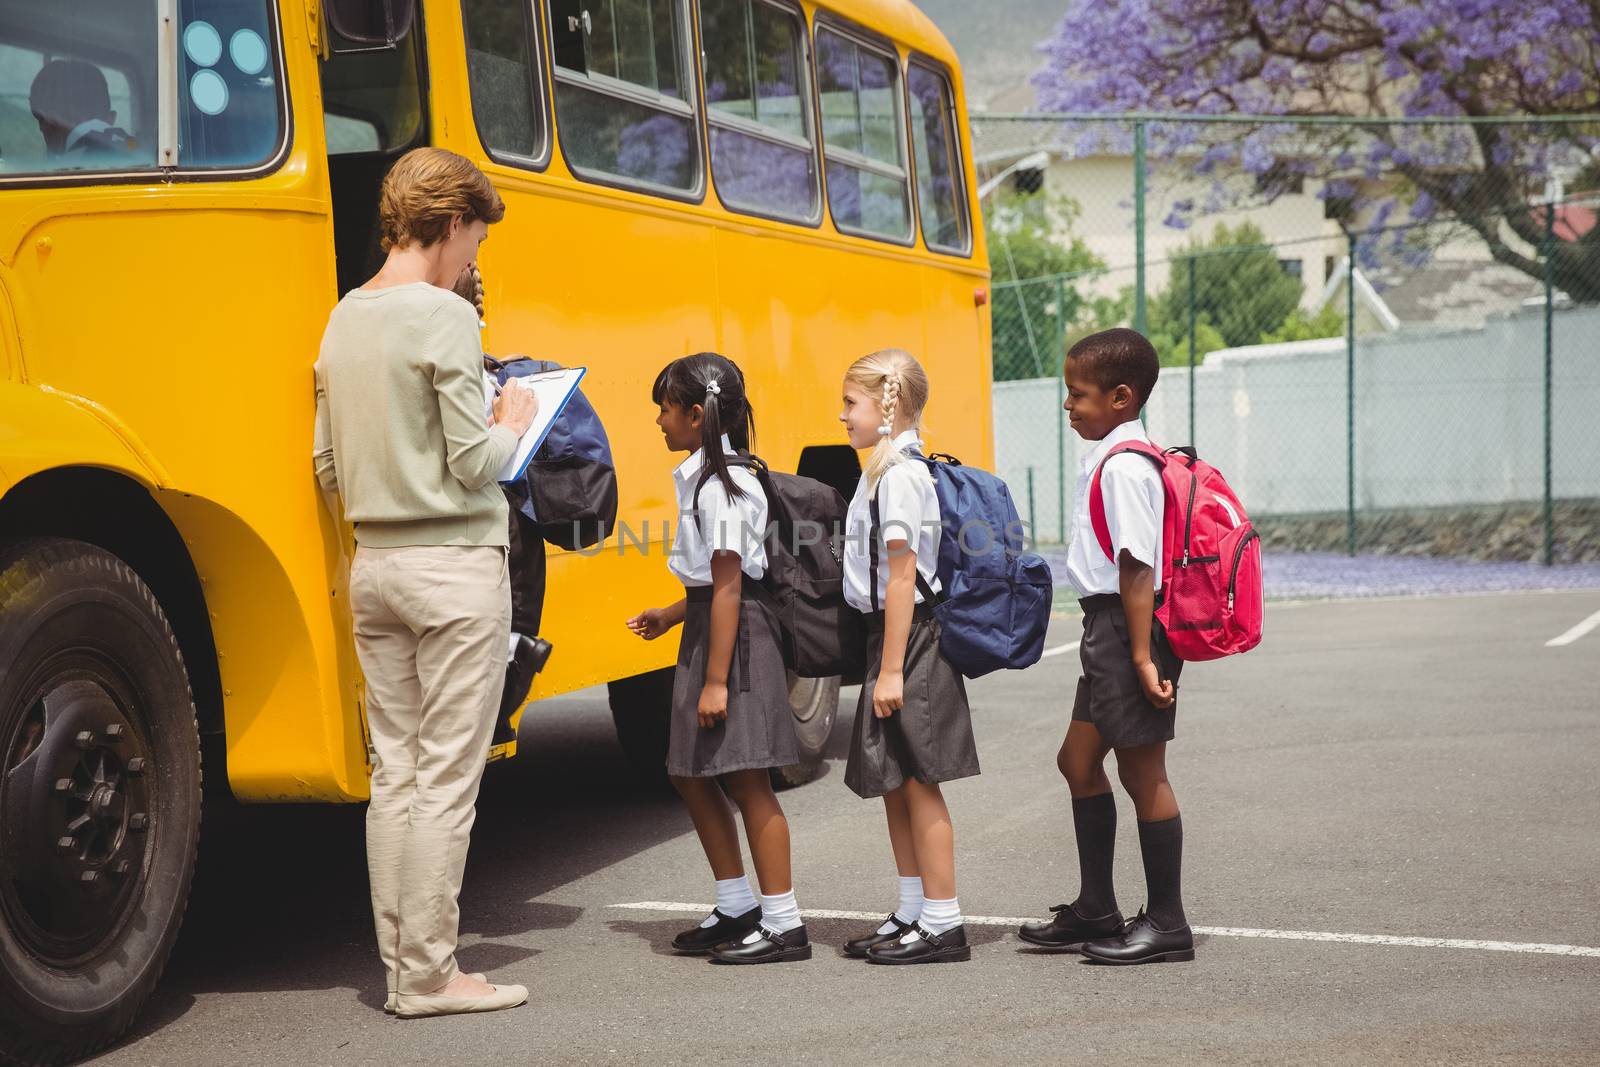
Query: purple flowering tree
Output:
[[1033, 0, 1600, 301]]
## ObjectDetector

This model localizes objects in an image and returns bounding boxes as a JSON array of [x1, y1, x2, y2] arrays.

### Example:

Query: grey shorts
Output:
[[1071, 594, 1182, 749]]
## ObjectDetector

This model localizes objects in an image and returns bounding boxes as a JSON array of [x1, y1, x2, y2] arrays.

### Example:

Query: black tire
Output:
[[0, 539, 202, 1067], [607, 667, 674, 787], [770, 674, 840, 790]]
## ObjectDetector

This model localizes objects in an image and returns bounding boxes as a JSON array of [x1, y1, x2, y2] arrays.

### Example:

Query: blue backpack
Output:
[[488, 355, 618, 550], [869, 451, 1054, 679]]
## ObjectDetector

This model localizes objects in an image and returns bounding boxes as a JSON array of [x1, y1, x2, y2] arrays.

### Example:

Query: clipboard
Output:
[[490, 366, 588, 483]]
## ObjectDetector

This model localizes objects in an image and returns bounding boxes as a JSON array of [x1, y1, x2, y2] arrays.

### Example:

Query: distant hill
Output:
[[912, 0, 1065, 108]]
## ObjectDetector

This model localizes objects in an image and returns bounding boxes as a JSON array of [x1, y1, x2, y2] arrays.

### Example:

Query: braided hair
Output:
[[451, 261, 486, 324], [651, 352, 756, 501], [846, 348, 929, 490]]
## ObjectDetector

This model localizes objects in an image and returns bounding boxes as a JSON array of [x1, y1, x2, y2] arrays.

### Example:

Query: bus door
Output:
[[318, 0, 428, 296]]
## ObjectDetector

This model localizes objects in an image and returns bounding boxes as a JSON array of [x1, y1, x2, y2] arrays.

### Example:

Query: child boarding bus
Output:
[[0, 0, 990, 1059]]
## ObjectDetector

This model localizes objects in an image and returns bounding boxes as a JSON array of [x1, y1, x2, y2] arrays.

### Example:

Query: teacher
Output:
[[312, 147, 536, 1018]]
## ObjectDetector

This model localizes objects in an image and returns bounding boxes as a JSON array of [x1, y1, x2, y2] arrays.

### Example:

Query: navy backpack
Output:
[[869, 451, 1053, 679], [488, 355, 618, 550]]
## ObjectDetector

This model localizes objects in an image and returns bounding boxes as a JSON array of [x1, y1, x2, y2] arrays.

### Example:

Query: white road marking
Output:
[[609, 902, 1600, 959], [1546, 608, 1600, 647], [1039, 641, 1080, 660]]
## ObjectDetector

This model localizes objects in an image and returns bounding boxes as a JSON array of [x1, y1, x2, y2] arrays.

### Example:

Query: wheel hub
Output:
[[2, 676, 152, 960]]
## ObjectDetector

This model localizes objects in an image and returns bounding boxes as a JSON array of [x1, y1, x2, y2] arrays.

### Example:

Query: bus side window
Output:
[[545, 0, 702, 198], [814, 24, 911, 243], [906, 59, 969, 256], [699, 0, 819, 224], [462, 0, 548, 166], [0, 3, 157, 177], [176, 0, 284, 170]]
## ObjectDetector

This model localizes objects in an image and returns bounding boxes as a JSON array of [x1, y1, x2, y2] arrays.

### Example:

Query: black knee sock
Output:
[[1138, 814, 1186, 929], [1070, 792, 1119, 917]]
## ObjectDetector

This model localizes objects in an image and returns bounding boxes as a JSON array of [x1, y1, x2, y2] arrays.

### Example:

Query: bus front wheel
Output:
[[0, 539, 202, 1067]]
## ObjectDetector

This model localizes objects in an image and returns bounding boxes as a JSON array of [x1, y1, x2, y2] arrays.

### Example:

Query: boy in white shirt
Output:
[[1018, 328, 1193, 965]]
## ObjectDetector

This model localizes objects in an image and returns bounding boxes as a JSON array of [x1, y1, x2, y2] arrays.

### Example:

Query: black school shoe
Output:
[[670, 906, 762, 955], [1080, 911, 1195, 965], [708, 924, 813, 964], [865, 923, 971, 965], [844, 914, 914, 959], [493, 635, 554, 745], [1017, 903, 1126, 952]]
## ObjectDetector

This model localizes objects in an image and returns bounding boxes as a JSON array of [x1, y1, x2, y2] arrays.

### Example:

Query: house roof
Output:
[[1369, 259, 1549, 329]]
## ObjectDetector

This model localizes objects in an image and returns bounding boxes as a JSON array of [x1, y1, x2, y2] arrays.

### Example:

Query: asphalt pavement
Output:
[[88, 589, 1600, 1066]]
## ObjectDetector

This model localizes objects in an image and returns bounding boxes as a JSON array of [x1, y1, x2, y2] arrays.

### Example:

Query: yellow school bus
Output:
[[0, 0, 989, 1058]]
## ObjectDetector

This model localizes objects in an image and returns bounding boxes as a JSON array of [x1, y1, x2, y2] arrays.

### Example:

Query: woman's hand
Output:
[[698, 682, 729, 729], [625, 607, 674, 640], [493, 380, 538, 437], [872, 670, 904, 718]]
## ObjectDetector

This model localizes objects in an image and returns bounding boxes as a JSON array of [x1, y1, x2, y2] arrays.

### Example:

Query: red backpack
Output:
[[1089, 442, 1263, 661]]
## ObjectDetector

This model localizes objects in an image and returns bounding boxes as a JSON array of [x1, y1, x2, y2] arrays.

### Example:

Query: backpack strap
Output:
[[1087, 440, 1167, 563], [868, 466, 941, 614], [691, 452, 770, 693], [691, 450, 765, 513]]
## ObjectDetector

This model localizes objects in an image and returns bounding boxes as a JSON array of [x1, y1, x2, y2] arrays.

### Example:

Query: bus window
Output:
[[906, 59, 968, 255], [699, 0, 818, 223], [814, 24, 910, 243], [462, 0, 547, 166], [177, 0, 284, 170], [0, 2, 158, 178], [547, 0, 700, 197], [321, 23, 424, 157]]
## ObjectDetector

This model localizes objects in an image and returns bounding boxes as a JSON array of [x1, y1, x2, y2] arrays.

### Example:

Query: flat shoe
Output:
[[1080, 911, 1195, 965], [1017, 904, 1125, 952], [671, 905, 762, 955], [386, 973, 485, 1014], [844, 914, 914, 959], [708, 924, 812, 964], [394, 983, 528, 1019], [866, 922, 971, 965]]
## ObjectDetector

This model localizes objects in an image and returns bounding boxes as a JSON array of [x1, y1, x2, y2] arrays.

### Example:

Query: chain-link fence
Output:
[[975, 113, 1600, 564]]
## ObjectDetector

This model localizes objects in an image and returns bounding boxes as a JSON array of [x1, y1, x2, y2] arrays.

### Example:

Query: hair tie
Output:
[[878, 423, 893, 436], [705, 377, 722, 397]]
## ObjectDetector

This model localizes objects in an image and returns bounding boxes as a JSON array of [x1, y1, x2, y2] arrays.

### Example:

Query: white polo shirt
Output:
[[668, 434, 768, 588], [844, 431, 943, 612], [1066, 420, 1165, 598]]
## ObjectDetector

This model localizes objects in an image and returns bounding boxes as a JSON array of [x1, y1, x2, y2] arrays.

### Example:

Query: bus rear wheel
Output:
[[771, 673, 838, 789], [0, 539, 202, 1067]]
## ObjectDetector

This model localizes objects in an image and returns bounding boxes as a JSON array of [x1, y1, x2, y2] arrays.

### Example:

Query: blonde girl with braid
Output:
[[836, 348, 979, 965]]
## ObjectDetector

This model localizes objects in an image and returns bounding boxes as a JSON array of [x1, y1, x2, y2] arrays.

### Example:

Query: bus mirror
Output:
[[326, 0, 417, 51]]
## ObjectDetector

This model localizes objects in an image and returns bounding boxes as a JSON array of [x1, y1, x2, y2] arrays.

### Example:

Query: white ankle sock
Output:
[[757, 890, 803, 934], [702, 876, 757, 927], [507, 633, 520, 662], [878, 875, 925, 935], [918, 896, 962, 936]]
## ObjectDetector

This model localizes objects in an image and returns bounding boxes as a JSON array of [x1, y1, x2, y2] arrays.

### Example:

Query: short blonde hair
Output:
[[378, 146, 505, 251]]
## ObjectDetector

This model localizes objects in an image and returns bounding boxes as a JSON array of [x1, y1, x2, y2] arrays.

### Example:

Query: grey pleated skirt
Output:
[[845, 604, 979, 799], [668, 581, 799, 778]]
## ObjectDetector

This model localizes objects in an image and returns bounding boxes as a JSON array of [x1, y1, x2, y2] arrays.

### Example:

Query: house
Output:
[[972, 115, 1353, 310]]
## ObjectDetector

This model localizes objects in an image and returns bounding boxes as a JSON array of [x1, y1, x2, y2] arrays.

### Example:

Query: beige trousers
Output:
[[350, 544, 510, 996]]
